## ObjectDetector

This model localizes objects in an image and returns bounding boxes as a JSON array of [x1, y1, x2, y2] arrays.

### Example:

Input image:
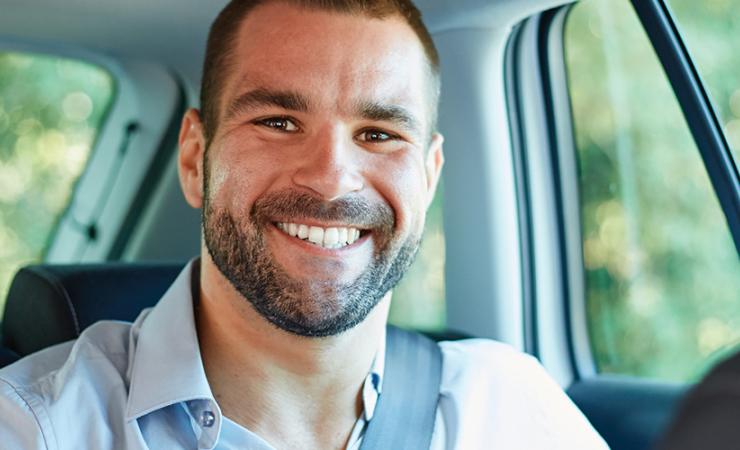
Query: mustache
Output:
[[251, 190, 395, 233]]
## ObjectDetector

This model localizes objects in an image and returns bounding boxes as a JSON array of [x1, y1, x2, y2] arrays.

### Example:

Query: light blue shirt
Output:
[[0, 262, 609, 449]]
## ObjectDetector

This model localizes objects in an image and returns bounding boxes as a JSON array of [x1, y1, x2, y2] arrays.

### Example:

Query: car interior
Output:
[[0, 0, 738, 449]]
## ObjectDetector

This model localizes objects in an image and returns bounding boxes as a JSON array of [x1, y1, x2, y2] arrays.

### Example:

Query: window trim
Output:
[[106, 83, 186, 260], [46, 59, 184, 263], [505, 7, 584, 386], [505, 22, 538, 357], [537, 6, 595, 380]]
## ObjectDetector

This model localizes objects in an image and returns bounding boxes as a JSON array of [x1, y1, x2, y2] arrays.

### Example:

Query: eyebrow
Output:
[[224, 88, 310, 121], [356, 101, 423, 137]]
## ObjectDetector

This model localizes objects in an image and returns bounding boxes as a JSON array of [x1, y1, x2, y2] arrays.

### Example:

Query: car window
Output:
[[388, 186, 446, 331], [565, 0, 740, 382], [0, 51, 115, 315], [667, 0, 740, 163]]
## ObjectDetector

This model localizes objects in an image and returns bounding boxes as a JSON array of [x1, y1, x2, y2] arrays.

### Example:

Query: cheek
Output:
[[205, 139, 278, 211], [365, 151, 429, 234], [207, 151, 247, 201], [207, 160, 230, 198]]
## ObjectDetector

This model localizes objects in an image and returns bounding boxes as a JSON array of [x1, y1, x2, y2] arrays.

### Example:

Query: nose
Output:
[[291, 125, 364, 201]]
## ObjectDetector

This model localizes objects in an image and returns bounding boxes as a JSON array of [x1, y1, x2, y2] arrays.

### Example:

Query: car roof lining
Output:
[[0, 0, 572, 84]]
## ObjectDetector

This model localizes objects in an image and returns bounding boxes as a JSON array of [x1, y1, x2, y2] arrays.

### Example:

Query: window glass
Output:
[[388, 186, 446, 331], [565, 0, 740, 381], [667, 0, 740, 163], [0, 52, 114, 314]]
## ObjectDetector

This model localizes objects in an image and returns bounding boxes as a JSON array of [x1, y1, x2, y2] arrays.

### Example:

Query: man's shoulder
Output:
[[0, 320, 134, 392], [435, 338, 610, 449], [0, 320, 139, 449], [437, 338, 541, 379], [436, 337, 567, 402]]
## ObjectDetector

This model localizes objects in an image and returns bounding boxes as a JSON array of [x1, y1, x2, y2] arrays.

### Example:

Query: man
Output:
[[0, 1, 608, 449]]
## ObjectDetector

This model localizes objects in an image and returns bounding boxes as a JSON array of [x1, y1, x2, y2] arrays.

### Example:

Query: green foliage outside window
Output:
[[0, 52, 114, 315], [566, 0, 740, 382]]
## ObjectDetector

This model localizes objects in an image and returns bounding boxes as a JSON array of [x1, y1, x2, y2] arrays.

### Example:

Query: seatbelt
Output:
[[360, 325, 443, 450]]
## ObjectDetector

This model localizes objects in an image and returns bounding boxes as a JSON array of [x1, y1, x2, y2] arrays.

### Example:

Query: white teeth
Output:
[[298, 224, 309, 239], [308, 226, 324, 245], [276, 222, 362, 249], [324, 227, 339, 246], [347, 229, 360, 245]]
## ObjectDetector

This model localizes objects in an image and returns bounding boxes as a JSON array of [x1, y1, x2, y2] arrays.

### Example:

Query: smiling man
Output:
[[0, 1, 608, 449]]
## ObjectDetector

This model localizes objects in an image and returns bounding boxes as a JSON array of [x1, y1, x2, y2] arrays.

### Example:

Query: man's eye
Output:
[[256, 117, 299, 132], [359, 130, 395, 142]]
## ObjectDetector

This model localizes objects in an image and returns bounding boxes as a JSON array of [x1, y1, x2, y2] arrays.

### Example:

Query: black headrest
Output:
[[2, 263, 184, 357]]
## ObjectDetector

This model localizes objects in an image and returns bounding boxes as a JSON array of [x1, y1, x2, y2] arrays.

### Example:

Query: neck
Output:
[[195, 254, 390, 450]]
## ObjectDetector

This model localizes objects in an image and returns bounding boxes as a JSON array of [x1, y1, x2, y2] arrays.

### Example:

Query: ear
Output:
[[178, 108, 207, 209], [424, 132, 444, 209]]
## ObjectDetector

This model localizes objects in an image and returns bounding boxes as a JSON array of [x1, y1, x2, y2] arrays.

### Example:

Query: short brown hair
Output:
[[200, 0, 440, 144]]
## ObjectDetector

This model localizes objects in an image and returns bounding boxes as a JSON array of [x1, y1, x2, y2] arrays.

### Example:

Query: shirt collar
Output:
[[125, 260, 219, 422]]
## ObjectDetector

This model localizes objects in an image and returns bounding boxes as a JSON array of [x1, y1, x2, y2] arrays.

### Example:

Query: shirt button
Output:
[[200, 410, 216, 428]]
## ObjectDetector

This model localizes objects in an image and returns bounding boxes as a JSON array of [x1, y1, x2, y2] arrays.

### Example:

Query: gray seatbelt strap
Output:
[[359, 325, 443, 450]]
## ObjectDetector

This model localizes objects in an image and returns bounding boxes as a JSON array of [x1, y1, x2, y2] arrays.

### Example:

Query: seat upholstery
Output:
[[1, 263, 184, 358]]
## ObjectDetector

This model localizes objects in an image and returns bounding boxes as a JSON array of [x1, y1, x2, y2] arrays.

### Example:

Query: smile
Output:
[[275, 222, 364, 249]]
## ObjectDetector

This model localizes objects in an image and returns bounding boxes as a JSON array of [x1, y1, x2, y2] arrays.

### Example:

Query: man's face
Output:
[[195, 3, 443, 337]]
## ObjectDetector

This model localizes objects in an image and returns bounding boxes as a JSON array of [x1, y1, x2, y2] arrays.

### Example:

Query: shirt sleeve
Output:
[[0, 378, 54, 450]]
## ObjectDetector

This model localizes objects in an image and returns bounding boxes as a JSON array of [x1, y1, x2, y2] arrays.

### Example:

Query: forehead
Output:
[[222, 3, 430, 116]]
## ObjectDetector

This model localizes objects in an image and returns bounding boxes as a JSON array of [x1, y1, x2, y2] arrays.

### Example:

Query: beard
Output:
[[202, 188, 421, 338]]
